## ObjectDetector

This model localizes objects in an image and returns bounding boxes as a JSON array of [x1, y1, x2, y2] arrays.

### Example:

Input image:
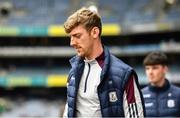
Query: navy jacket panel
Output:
[[142, 79, 180, 117], [67, 46, 143, 117]]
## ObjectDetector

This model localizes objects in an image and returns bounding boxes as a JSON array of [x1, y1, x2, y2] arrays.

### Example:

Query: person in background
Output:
[[142, 51, 180, 117], [63, 7, 145, 117]]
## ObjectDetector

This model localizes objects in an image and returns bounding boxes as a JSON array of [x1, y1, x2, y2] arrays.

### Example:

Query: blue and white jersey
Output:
[[142, 79, 180, 117]]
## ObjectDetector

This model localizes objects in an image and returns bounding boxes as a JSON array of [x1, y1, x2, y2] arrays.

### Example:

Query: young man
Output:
[[142, 51, 180, 117], [63, 7, 145, 117]]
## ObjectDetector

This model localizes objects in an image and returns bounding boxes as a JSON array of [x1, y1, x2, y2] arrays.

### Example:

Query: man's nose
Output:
[[70, 37, 76, 47], [148, 69, 153, 74]]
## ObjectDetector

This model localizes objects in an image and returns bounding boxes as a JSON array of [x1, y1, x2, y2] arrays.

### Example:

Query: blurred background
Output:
[[0, 0, 180, 117]]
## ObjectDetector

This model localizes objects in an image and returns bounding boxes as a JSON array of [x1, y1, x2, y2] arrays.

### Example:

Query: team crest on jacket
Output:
[[167, 99, 175, 108], [109, 91, 118, 102]]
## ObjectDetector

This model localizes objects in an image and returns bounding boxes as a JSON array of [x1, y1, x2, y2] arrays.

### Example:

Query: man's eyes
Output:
[[75, 34, 81, 38]]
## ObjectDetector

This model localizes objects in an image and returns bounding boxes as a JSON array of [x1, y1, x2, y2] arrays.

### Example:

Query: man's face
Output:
[[145, 64, 167, 85], [69, 25, 94, 58]]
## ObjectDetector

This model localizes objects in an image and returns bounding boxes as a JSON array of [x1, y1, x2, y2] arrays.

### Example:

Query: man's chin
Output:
[[77, 53, 85, 58]]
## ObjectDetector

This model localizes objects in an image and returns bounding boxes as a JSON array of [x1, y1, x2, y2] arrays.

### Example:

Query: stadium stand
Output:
[[0, 0, 180, 117], [0, 0, 179, 27]]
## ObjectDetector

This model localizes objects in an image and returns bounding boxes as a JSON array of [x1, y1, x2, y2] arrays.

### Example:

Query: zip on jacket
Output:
[[84, 63, 90, 93]]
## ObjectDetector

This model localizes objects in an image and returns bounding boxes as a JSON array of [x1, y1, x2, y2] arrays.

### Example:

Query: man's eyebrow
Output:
[[71, 33, 81, 37]]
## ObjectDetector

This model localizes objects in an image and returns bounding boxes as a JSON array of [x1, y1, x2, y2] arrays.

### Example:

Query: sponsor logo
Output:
[[108, 80, 112, 85], [145, 102, 153, 107], [143, 94, 151, 98], [71, 76, 75, 80], [168, 93, 172, 97]]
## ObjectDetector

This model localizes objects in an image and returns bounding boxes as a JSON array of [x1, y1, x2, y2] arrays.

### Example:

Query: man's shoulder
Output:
[[108, 55, 135, 82], [142, 86, 150, 93], [110, 54, 132, 70], [170, 83, 180, 92]]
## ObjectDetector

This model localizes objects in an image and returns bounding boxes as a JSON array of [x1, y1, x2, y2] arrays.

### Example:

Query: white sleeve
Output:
[[63, 102, 68, 118], [123, 75, 144, 117]]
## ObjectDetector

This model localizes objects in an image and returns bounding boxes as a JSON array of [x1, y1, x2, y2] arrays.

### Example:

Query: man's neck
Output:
[[85, 41, 103, 60], [152, 78, 166, 87]]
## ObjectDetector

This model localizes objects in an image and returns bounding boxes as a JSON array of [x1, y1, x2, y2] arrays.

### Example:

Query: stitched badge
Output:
[[167, 99, 175, 108], [109, 91, 118, 102]]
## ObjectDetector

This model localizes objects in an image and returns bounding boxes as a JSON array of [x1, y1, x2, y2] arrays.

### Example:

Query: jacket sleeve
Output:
[[63, 102, 68, 117], [63, 78, 69, 118], [123, 74, 145, 117]]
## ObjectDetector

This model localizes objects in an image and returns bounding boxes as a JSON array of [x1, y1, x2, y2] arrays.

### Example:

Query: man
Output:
[[63, 7, 145, 117], [142, 51, 180, 117]]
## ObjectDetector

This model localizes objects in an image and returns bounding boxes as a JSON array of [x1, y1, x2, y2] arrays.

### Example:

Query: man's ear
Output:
[[91, 27, 100, 39], [164, 65, 168, 72]]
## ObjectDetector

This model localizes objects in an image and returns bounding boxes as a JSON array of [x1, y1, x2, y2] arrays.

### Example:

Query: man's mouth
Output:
[[75, 46, 81, 51]]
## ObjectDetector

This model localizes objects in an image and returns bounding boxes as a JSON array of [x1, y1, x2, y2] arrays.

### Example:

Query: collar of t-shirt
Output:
[[84, 51, 104, 68]]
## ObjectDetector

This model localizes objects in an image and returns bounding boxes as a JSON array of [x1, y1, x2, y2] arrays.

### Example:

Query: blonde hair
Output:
[[64, 7, 102, 36]]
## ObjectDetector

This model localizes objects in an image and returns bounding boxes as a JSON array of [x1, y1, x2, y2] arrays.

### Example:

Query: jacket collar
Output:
[[100, 46, 110, 80], [69, 46, 110, 80], [69, 55, 83, 67], [149, 79, 170, 92]]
